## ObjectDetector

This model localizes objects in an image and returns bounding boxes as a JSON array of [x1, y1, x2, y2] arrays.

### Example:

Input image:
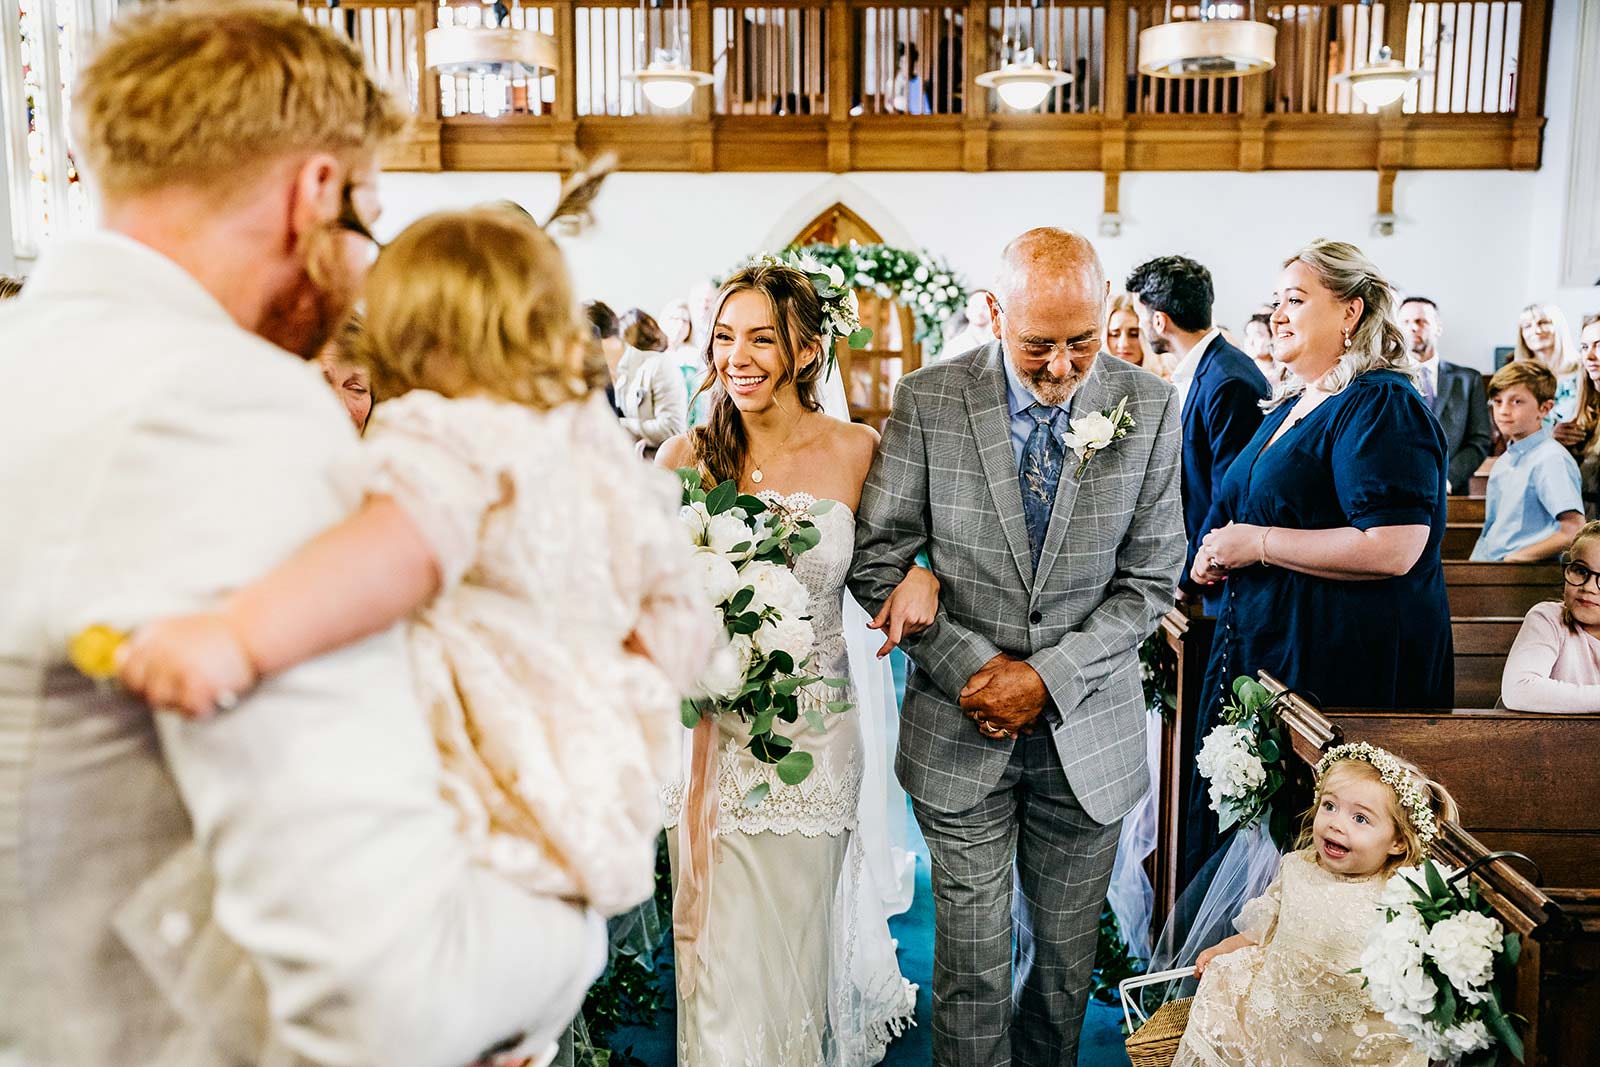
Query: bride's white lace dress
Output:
[[663, 490, 916, 1067]]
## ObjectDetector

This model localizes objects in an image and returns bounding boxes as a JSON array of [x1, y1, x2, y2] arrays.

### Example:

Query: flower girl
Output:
[[1175, 743, 1458, 1067], [115, 209, 717, 917]]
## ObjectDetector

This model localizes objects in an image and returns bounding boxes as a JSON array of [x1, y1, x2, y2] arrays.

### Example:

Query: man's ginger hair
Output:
[[73, 1, 407, 199]]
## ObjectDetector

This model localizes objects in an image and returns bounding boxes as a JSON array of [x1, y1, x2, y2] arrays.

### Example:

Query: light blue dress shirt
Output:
[[1470, 426, 1583, 560], [1001, 350, 1075, 469]]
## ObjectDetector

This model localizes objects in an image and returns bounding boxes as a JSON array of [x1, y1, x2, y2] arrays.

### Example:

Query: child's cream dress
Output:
[[343, 389, 715, 916], [1175, 848, 1426, 1067]]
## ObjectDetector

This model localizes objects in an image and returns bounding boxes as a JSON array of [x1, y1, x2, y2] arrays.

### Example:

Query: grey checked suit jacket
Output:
[[849, 343, 1185, 825]]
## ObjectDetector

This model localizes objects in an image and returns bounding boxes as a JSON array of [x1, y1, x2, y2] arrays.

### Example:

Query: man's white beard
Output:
[[1024, 369, 1082, 407]]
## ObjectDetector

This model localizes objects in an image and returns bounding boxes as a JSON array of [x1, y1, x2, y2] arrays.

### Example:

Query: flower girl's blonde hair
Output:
[[1296, 747, 1459, 870], [360, 208, 588, 409]]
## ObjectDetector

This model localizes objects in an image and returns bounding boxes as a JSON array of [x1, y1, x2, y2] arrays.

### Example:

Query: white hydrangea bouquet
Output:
[[678, 470, 851, 804], [1195, 676, 1301, 843], [1357, 859, 1524, 1065]]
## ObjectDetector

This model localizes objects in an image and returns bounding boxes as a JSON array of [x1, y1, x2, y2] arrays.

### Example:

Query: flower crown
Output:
[[739, 251, 873, 352], [1315, 742, 1440, 846]]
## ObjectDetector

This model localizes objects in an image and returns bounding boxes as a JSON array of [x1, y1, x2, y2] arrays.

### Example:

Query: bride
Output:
[[657, 260, 931, 1066]]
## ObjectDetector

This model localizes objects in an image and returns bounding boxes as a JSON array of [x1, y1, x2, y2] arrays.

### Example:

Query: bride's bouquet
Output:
[[678, 470, 850, 803]]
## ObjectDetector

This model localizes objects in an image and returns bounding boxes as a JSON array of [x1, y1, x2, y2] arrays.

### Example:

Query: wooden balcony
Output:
[[305, 0, 1552, 174]]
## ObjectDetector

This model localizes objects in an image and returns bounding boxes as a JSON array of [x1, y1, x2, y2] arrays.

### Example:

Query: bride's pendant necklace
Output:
[[748, 413, 803, 485]]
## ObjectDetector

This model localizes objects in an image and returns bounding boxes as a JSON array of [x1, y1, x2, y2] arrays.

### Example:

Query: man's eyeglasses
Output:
[[336, 183, 382, 249], [1562, 560, 1600, 589]]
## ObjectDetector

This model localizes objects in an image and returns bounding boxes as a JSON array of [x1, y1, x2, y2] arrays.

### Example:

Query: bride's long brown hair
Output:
[[689, 263, 828, 488]]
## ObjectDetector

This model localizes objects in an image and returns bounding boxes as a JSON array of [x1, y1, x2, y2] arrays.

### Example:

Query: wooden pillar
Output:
[[689, 0, 714, 170], [1512, 0, 1551, 169], [827, 0, 851, 172], [1100, 1, 1128, 193], [961, 0, 988, 172]]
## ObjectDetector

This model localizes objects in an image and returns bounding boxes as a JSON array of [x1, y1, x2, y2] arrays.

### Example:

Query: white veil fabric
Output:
[[819, 355, 915, 916], [1104, 704, 1163, 963]]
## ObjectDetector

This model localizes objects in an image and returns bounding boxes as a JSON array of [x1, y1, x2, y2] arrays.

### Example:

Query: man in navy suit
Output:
[[1401, 296, 1491, 495], [1126, 256, 1270, 614]]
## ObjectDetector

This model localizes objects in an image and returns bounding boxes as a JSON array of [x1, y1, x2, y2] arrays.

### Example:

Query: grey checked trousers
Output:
[[913, 730, 1122, 1067]]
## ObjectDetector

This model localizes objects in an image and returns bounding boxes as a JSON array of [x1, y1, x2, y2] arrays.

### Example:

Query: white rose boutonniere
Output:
[[1062, 395, 1135, 478]]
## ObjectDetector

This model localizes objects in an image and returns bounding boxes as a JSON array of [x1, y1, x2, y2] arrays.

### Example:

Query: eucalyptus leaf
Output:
[[804, 709, 827, 733], [705, 480, 738, 516], [1217, 806, 1241, 833], [790, 527, 822, 554], [775, 750, 814, 786], [680, 700, 701, 729], [1485, 1002, 1523, 1060], [769, 651, 795, 675], [821, 676, 850, 689], [807, 499, 836, 515], [1257, 737, 1279, 764], [848, 328, 874, 348], [729, 588, 755, 614], [826, 700, 854, 714], [1502, 931, 1520, 965], [742, 782, 771, 809], [736, 494, 766, 513]]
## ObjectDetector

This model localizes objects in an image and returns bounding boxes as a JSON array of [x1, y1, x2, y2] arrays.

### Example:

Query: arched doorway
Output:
[[789, 203, 921, 428]]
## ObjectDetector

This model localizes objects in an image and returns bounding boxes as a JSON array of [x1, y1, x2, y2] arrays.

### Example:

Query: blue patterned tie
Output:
[[1018, 402, 1064, 569]]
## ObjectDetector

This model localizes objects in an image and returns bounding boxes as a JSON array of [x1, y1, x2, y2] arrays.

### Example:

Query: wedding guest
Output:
[[1103, 291, 1146, 369], [1515, 302, 1581, 424], [119, 207, 713, 919], [1579, 316, 1600, 517], [662, 298, 709, 427], [1501, 519, 1600, 712], [1400, 296, 1491, 495], [0, 274, 21, 300], [1126, 255, 1269, 613], [943, 288, 996, 357], [586, 299, 624, 414], [0, 6, 603, 1066], [318, 311, 375, 432], [616, 307, 688, 455], [1470, 361, 1582, 562], [1189, 239, 1451, 882], [1240, 312, 1271, 362]]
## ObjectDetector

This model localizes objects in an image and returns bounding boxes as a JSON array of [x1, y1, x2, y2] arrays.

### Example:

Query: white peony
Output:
[[1442, 1020, 1492, 1054], [737, 559, 785, 614], [749, 562, 810, 619], [694, 550, 744, 606], [1195, 725, 1264, 812], [706, 513, 754, 559], [1063, 411, 1118, 455], [697, 638, 747, 699], [1426, 911, 1502, 997], [754, 614, 814, 662], [680, 501, 712, 545]]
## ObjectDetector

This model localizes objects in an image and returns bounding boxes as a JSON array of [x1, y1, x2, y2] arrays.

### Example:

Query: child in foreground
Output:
[[117, 209, 717, 916], [1175, 743, 1458, 1067]]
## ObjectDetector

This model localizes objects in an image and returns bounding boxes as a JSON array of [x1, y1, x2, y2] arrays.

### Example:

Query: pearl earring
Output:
[[1342, 329, 1352, 350]]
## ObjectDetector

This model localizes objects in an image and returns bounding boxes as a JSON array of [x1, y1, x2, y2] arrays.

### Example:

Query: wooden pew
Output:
[[1444, 561, 1560, 617], [1262, 675, 1600, 1066], [1452, 616, 1523, 708], [1443, 522, 1483, 559], [1447, 496, 1488, 524], [1150, 607, 1213, 934]]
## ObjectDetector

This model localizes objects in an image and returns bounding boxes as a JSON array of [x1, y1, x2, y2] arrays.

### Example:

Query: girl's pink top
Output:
[[1500, 601, 1600, 713]]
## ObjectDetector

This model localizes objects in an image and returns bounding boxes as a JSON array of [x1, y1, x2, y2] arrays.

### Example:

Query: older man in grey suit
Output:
[[850, 228, 1184, 1066]]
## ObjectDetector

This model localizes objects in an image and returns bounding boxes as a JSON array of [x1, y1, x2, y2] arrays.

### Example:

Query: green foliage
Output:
[[1090, 903, 1145, 1005], [1138, 632, 1177, 722], [574, 840, 675, 1067]]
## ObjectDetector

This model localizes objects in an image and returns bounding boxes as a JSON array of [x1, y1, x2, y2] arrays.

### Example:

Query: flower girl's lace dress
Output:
[[1174, 849, 1425, 1067]]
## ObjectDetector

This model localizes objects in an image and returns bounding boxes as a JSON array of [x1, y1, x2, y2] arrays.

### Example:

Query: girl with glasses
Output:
[[1501, 519, 1600, 712]]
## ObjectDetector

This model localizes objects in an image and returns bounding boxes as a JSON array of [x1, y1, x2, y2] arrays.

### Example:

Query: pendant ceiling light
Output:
[[1138, 2, 1276, 80], [1334, 45, 1421, 108], [622, 0, 714, 110], [426, 2, 559, 78], [976, 0, 1072, 111]]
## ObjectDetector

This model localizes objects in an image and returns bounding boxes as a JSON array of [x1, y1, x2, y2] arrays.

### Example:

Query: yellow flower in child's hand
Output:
[[69, 624, 127, 681]]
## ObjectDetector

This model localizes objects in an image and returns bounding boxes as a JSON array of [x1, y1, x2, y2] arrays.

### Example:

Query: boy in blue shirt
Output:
[[1471, 360, 1583, 561]]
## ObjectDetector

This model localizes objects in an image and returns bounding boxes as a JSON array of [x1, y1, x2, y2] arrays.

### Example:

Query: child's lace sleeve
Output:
[[1233, 862, 1285, 944], [332, 392, 505, 591]]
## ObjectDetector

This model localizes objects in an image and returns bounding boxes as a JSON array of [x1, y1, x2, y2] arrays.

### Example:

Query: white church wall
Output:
[[381, 166, 1539, 371]]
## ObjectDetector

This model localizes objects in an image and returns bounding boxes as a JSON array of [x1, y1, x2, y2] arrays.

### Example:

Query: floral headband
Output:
[[1315, 742, 1439, 845], [735, 252, 873, 354]]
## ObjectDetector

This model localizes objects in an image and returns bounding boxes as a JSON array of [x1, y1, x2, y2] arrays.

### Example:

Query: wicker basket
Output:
[[1119, 967, 1196, 1067]]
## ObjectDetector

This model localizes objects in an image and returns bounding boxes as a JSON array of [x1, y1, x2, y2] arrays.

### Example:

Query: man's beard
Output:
[[1408, 338, 1433, 358], [1024, 364, 1083, 407], [258, 267, 358, 360]]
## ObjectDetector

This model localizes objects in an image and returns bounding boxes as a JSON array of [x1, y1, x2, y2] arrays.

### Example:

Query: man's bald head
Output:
[[995, 228, 1106, 308], [987, 228, 1109, 406]]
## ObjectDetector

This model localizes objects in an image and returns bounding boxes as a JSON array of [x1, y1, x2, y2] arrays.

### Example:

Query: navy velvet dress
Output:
[[1184, 369, 1453, 880]]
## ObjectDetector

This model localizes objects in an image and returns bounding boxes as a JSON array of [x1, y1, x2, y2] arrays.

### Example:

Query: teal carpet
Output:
[[612, 651, 1132, 1065]]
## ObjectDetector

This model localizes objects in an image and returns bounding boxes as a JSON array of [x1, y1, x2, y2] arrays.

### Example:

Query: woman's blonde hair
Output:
[[1560, 520, 1600, 631], [360, 209, 587, 409], [1270, 239, 1415, 408], [0, 274, 22, 301], [688, 264, 827, 488], [1103, 291, 1139, 348], [74, 1, 406, 200], [1296, 753, 1459, 871], [1515, 303, 1580, 377]]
